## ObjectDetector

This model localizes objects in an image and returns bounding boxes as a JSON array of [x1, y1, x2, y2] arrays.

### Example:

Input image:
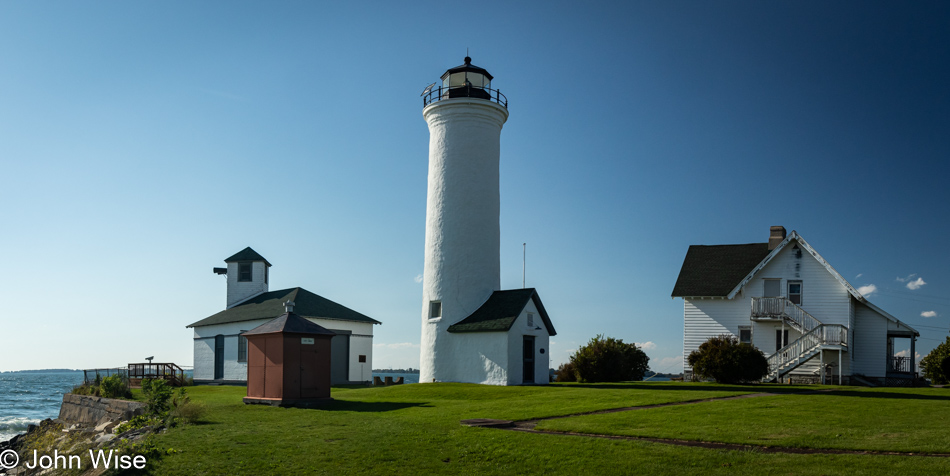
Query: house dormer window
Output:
[[239, 263, 252, 282]]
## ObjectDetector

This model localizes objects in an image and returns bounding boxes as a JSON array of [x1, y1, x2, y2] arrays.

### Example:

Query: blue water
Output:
[[0, 370, 84, 442], [371, 372, 419, 384]]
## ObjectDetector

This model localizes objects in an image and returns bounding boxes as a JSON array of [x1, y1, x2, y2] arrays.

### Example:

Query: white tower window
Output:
[[429, 301, 442, 319]]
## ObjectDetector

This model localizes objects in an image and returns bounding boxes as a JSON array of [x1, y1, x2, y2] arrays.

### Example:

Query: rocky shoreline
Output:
[[0, 394, 157, 476]]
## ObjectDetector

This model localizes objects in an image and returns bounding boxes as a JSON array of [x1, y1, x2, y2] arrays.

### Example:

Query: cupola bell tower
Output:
[[217, 247, 271, 308]]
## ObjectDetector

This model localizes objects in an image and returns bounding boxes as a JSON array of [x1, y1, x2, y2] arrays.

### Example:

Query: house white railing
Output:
[[765, 324, 848, 381], [751, 297, 822, 334]]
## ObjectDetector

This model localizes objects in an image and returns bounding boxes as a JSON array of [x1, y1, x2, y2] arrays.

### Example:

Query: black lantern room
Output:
[[423, 57, 507, 107], [441, 57, 493, 100]]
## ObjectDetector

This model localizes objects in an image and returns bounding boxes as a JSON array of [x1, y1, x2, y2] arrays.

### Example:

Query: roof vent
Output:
[[769, 226, 787, 250], [284, 300, 295, 314]]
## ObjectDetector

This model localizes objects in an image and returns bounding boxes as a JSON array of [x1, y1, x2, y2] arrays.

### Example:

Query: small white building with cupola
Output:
[[187, 247, 380, 385]]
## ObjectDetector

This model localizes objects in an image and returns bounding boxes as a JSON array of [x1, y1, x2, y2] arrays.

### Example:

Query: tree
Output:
[[569, 335, 650, 383], [920, 337, 950, 385], [687, 335, 768, 384]]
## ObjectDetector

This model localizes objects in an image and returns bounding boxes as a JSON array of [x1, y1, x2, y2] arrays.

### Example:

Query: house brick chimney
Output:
[[769, 226, 786, 250]]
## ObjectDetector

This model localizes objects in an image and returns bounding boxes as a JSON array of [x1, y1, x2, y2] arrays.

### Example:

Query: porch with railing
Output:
[[887, 356, 914, 374], [751, 297, 822, 334], [127, 362, 187, 387]]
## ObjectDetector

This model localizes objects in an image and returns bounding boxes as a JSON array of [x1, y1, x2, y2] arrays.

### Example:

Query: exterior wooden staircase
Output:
[[751, 297, 848, 382]]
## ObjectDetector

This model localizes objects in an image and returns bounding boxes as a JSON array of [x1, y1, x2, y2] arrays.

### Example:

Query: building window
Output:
[[788, 280, 802, 305], [264, 266, 268, 284], [429, 301, 442, 319], [238, 332, 248, 362], [238, 263, 252, 282], [763, 279, 781, 297], [527, 312, 535, 327], [738, 326, 752, 344]]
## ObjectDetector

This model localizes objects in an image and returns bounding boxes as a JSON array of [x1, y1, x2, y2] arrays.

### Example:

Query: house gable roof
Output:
[[241, 312, 336, 336], [671, 230, 919, 335], [671, 243, 772, 297], [224, 247, 272, 267], [187, 287, 380, 328], [446, 288, 556, 335]]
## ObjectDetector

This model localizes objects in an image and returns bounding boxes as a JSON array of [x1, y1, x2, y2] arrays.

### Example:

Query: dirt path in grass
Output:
[[461, 390, 950, 458]]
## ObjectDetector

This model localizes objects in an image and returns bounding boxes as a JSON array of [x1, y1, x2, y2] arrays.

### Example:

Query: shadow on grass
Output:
[[320, 400, 430, 412], [810, 390, 950, 401], [555, 383, 797, 393]]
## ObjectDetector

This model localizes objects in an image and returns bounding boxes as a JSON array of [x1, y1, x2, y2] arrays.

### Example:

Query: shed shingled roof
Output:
[[187, 287, 380, 328], [671, 243, 772, 297], [224, 247, 272, 266], [241, 312, 336, 336], [446, 288, 556, 335]]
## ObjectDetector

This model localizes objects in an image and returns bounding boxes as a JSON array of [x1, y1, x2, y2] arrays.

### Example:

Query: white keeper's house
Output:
[[187, 247, 380, 385], [672, 226, 919, 386]]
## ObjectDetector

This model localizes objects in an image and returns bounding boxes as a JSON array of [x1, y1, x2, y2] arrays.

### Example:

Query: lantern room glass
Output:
[[444, 72, 491, 89]]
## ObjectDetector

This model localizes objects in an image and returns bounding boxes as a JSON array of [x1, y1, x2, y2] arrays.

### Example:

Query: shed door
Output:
[[214, 335, 225, 380], [523, 336, 535, 384], [300, 339, 320, 398]]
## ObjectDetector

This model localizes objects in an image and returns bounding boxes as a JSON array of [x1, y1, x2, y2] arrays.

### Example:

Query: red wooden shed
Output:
[[241, 301, 336, 407]]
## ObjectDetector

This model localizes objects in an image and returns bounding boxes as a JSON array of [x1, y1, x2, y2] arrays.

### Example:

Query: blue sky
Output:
[[1, 1, 947, 373]]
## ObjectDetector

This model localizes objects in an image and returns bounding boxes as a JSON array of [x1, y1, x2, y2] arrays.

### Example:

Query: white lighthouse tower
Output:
[[419, 57, 556, 385]]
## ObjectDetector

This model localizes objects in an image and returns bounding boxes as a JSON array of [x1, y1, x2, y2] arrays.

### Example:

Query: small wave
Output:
[[0, 417, 42, 434]]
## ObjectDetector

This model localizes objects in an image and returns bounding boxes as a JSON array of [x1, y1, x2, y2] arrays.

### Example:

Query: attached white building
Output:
[[672, 226, 919, 385], [188, 247, 380, 385], [418, 58, 557, 385]]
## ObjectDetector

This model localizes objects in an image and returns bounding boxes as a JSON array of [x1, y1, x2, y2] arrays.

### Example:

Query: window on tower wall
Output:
[[238, 263, 252, 282], [429, 301, 442, 319]]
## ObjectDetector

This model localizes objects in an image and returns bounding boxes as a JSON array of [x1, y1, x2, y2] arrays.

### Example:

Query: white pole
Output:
[[820, 350, 824, 385], [838, 350, 842, 385]]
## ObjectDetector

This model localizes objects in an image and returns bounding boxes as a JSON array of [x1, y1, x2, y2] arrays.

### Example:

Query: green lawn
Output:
[[536, 386, 950, 453], [146, 383, 950, 475]]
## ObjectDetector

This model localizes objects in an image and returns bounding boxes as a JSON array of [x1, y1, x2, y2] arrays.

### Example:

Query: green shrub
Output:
[[570, 334, 650, 383], [920, 337, 950, 385], [142, 379, 174, 417], [688, 335, 769, 384], [70, 382, 98, 396], [555, 362, 578, 382], [99, 375, 132, 399]]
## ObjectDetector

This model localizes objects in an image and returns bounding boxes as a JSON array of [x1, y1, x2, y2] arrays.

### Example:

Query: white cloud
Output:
[[906, 277, 926, 290], [636, 341, 657, 350], [413, 274, 423, 283], [922, 311, 938, 318], [896, 274, 916, 282], [856, 284, 877, 297], [855, 273, 863, 279], [373, 342, 420, 350]]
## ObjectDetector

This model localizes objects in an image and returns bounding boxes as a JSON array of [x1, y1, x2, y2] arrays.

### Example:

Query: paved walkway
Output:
[[461, 389, 950, 458]]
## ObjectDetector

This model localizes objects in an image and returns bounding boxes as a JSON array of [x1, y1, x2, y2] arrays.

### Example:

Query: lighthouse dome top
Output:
[[423, 56, 507, 108], [441, 56, 494, 83]]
